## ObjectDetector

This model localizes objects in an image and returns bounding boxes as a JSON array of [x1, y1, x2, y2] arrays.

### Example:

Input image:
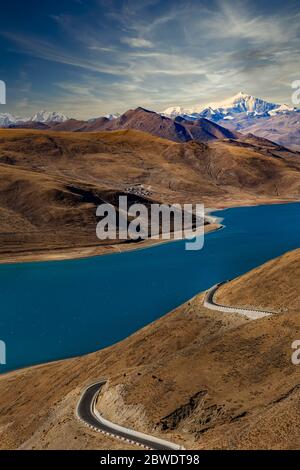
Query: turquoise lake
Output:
[[0, 202, 299, 373]]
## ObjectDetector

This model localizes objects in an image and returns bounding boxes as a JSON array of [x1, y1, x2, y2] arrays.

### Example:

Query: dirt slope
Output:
[[0, 249, 299, 450], [215, 248, 300, 312], [0, 128, 299, 262], [221, 112, 300, 152]]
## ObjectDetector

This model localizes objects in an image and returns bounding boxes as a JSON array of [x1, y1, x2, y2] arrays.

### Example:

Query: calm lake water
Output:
[[0, 202, 299, 373]]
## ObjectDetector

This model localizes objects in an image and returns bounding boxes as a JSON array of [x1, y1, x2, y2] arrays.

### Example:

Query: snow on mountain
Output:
[[87, 113, 119, 123], [0, 113, 27, 127], [0, 110, 68, 127], [268, 104, 297, 116], [104, 113, 120, 120], [30, 110, 68, 123], [162, 92, 298, 122], [201, 92, 278, 115], [1, 96, 298, 130], [161, 106, 189, 117], [0, 109, 121, 128]]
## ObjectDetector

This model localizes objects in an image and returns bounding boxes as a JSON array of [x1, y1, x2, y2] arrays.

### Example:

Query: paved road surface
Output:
[[204, 281, 274, 320], [76, 381, 184, 450]]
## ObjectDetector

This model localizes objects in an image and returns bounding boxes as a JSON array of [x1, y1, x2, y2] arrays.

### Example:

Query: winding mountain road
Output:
[[204, 281, 274, 319], [76, 381, 184, 450], [76, 281, 273, 449]]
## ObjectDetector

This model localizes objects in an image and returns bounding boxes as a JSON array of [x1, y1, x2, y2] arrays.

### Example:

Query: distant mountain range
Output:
[[0, 100, 299, 265], [0, 110, 69, 127], [1, 92, 299, 150], [0, 110, 121, 128], [3, 107, 240, 143], [94, 107, 240, 142], [162, 92, 298, 121], [161, 92, 300, 151]]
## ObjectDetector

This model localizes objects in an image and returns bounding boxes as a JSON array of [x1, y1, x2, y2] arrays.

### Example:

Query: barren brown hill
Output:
[[38, 107, 239, 142], [99, 107, 192, 142], [237, 133, 298, 157], [50, 118, 91, 132], [215, 248, 300, 312], [221, 112, 300, 152], [0, 128, 299, 262], [0, 249, 299, 449], [176, 116, 240, 141], [241, 113, 300, 152], [85, 108, 240, 142], [8, 121, 50, 130], [50, 117, 110, 132]]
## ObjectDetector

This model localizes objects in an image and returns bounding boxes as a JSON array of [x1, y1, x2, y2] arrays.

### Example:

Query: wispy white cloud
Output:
[[121, 37, 154, 48], [3, 0, 300, 116], [194, 0, 300, 45]]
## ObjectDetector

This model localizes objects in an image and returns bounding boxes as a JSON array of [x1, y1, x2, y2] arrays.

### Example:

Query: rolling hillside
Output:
[[0, 128, 299, 262], [0, 249, 299, 449]]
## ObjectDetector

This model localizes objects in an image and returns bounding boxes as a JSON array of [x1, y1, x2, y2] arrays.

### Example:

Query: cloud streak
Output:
[[1, 0, 300, 117]]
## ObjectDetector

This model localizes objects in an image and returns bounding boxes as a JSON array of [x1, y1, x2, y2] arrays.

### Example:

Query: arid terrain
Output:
[[1, 0, 300, 454], [0, 249, 299, 450], [0, 124, 300, 263], [0, 118, 299, 450], [222, 112, 300, 152], [10, 107, 241, 142]]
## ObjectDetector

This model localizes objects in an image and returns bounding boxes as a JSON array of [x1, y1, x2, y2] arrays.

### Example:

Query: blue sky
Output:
[[0, 0, 300, 118]]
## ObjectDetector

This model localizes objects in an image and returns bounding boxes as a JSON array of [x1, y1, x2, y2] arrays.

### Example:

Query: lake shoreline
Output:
[[0, 247, 299, 450], [0, 197, 298, 266], [0, 200, 300, 376]]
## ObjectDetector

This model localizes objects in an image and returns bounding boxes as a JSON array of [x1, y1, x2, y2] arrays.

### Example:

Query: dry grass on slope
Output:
[[215, 248, 300, 312], [0, 250, 299, 450], [0, 128, 299, 262]]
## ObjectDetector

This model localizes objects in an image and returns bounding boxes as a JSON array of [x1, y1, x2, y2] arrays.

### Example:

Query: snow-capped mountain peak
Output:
[[161, 106, 188, 117], [268, 104, 297, 116], [30, 110, 68, 123], [0, 110, 69, 127], [161, 92, 296, 122], [104, 113, 120, 120], [218, 92, 277, 114], [0, 113, 27, 127]]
